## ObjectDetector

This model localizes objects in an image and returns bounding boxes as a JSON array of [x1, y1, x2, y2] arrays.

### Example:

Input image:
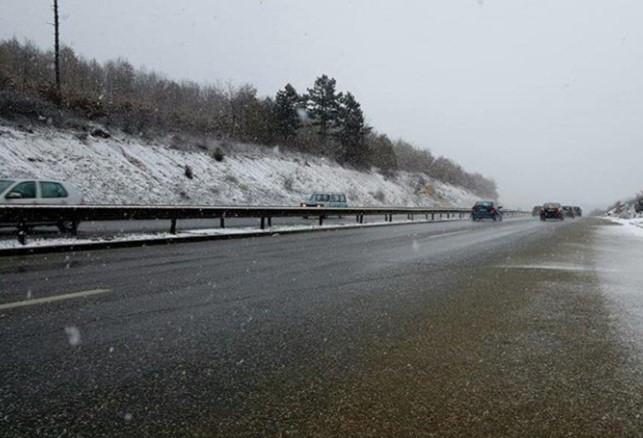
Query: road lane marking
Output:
[[0, 288, 111, 311], [425, 230, 470, 239]]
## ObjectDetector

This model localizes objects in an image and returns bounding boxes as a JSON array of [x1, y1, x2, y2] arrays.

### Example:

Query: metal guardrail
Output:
[[0, 205, 526, 245]]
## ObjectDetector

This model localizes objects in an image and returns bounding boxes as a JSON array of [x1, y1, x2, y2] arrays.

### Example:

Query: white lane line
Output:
[[0, 288, 111, 311], [425, 230, 470, 239]]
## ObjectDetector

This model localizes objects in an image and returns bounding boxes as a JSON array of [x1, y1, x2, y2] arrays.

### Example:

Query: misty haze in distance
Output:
[[2, 0, 641, 209]]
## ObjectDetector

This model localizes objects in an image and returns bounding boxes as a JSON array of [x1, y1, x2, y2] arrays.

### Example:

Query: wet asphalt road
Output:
[[0, 217, 642, 437]]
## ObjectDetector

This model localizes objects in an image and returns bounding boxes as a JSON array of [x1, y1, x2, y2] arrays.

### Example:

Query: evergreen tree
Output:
[[305, 74, 342, 145], [336, 92, 369, 167], [273, 83, 301, 143]]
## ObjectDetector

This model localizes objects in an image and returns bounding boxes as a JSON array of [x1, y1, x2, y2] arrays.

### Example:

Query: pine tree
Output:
[[305, 75, 342, 145], [273, 83, 301, 143], [336, 92, 369, 167]]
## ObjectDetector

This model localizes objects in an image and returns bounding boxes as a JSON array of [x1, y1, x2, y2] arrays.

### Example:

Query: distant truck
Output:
[[635, 198, 643, 214]]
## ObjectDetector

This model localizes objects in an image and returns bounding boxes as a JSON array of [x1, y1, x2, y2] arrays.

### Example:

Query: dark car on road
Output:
[[573, 206, 582, 217], [541, 202, 564, 221], [471, 201, 502, 221], [562, 206, 576, 218]]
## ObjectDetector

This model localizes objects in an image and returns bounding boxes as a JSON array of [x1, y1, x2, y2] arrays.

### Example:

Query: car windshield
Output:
[[4, 2, 643, 437], [0, 180, 14, 194]]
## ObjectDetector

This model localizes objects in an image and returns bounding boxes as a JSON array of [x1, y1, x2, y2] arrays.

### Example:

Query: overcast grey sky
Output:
[[2, 0, 642, 208]]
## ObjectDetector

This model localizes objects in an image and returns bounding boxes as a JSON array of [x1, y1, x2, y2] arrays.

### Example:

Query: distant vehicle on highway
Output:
[[300, 193, 348, 208], [532, 205, 543, 216], [0, 179, 83, 232], [540, 202, 564, 221], [562, 206, 576, 218], [573, 206, 582, 217], [471, 200, 502, 221]]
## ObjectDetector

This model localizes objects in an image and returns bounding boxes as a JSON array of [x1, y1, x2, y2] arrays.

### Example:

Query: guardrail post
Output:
[[360, 214, 364, 224], [260, 217, 265, 229], [170, 218, 177, 234], [319, 215, 324, 226], [17, 221, 27, 245], [356, 215, 360, 223], [268, 217, 272, 227], [431, 213, 435, 221], [70, 220, 79, 236], [447, 213, 450, 219], [220, 217, 225, 228]]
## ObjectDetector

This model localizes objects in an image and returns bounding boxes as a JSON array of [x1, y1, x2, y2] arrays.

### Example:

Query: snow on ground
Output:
[[603, 197, 643, 237], [0, 123, 481, 207], [603, 216, 643, 238], [0, 218, 454, 250]]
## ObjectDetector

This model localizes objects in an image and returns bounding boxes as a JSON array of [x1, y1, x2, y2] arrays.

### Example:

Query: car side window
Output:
[[40, 182, 68, 198], [7, 181, 36, 199], [330, 194, 338, 202], [340, 195, 346, 203]]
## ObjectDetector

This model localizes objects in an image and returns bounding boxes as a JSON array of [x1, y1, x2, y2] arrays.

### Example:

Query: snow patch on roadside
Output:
[[0, 218, 454, 251], [603, 216, 643, 238]]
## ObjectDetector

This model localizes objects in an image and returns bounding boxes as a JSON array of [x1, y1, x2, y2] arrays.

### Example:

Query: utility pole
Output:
[[53, 0, 61, 97]]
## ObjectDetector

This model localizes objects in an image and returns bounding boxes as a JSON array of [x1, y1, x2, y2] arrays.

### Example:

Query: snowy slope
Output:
[[0, 123, 482, 207]]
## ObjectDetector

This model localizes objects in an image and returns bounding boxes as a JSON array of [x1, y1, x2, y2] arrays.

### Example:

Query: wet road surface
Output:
[[0, 217, 642, 436]]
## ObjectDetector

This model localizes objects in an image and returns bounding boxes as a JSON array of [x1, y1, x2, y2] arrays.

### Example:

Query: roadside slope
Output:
[[0, 123, 481, 207]]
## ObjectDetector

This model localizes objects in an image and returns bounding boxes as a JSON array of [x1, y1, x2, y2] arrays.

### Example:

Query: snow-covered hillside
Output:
[[604, 196, 643, 236], [0, 123, 482, 207]]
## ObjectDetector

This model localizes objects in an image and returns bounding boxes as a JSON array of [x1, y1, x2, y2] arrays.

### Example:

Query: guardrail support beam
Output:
[[220, 217, 225, 228], [170, 218, 177, 234], [319, 215, 324, 226], [17, 221, 27, 245], [260, 217, 265, 229]]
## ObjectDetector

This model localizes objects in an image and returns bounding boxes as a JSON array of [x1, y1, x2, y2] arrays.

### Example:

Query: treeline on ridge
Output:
[[0, 38, 497, 198]]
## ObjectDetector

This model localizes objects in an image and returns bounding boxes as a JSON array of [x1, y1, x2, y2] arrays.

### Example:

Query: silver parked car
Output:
[[0, 179, 84, 231]]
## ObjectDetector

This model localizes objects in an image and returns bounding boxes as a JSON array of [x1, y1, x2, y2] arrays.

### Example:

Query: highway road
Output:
[[1, 217, 642, 436]]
